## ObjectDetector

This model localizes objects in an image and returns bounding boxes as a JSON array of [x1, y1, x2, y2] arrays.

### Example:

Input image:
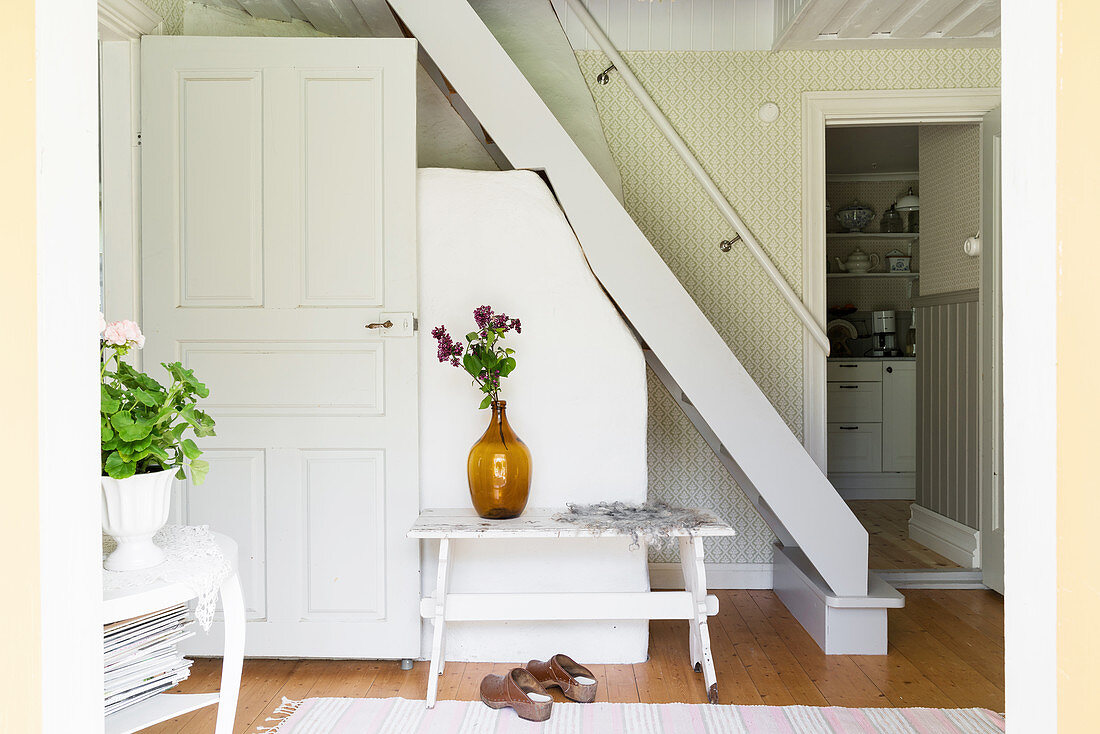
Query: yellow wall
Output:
[[0, 0, 41, 731], [1057, 0, 1100, 729]]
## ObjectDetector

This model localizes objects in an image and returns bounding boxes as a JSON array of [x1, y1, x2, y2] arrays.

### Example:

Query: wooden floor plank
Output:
[[747, 590, 891, 708], [725, 590, 829, 707], [848, 500, 962, 570], [137, 589, 1002, 732]]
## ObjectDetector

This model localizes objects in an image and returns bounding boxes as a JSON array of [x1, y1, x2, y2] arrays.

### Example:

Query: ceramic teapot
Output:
[[833, 248, 880, 274]]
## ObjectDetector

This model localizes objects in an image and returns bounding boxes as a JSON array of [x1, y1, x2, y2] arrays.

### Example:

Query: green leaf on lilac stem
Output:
[[479, 395, 493, 409]]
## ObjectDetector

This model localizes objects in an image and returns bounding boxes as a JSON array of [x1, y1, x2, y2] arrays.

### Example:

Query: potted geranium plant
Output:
[[432, 306, 531, 519], [100, 315, 216, 571]]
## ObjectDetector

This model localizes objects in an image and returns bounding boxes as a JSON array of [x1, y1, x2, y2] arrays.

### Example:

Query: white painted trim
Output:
[[829, 472, 915, 500], [38, 0, 104, 731], [800, 88, 1000, 482], [648, 562, 773, 590], [100, 39, 144, 371], [1001, 1, 1058, 729], [877, 569, 987, 590], [98, 0, 161, 41], [908, 504, 981, 569]]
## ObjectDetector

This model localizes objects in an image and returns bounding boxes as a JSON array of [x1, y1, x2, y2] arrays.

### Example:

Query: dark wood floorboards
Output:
[[847, 500, 963, 570], [146, 588, 1004, 732]]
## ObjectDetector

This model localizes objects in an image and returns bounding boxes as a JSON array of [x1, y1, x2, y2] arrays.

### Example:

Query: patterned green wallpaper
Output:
[[576, 49, 1000, 564], [142, 0, 184, 35]]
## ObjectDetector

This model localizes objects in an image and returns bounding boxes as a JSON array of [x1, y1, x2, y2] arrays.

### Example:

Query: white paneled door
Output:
[[140, 37, 420, 657]]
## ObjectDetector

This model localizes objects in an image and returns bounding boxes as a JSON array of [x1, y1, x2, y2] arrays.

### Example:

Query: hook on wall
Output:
[[719, 234, 742, 253], [596, 64, 616, 85]]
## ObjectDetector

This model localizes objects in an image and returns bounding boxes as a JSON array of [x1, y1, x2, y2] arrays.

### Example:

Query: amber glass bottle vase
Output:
[[467, 400, 532, 519]]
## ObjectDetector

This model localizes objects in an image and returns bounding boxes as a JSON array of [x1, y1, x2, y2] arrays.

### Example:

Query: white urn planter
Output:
[[101, 470, 173, 571]]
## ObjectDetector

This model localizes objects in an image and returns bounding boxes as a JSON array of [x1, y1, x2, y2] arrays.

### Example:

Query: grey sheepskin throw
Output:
[[552, 501, 722, 550]]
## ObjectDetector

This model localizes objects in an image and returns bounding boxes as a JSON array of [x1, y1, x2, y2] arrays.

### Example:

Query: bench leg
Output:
[[680, 536, 718, 703], [426, 538, 451, 708]]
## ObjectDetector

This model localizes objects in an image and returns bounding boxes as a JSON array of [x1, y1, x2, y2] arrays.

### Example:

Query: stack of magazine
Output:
[[104, 603, 195, 716]]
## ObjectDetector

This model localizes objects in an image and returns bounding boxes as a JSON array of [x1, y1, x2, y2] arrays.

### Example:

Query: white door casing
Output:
[[980, 106, 1004, 594], [141, 36, 420, 657]]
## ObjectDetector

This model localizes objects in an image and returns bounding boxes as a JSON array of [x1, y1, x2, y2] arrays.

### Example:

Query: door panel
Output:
[[180, 448, 267, 620], [882, 361, 917, 472], [178, 72, 264, 308], [142, 36, 419, 657], [980, 107, 1004, 593]]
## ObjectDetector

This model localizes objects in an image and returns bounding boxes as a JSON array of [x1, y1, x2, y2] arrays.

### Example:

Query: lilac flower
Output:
[[473, 305, 493, 329], [432, 305, 522, 409]]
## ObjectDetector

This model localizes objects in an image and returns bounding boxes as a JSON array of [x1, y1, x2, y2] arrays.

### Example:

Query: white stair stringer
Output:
[[387, 0, 901, 654]]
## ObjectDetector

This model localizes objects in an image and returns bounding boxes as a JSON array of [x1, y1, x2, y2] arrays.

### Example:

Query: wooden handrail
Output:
[[564, 0, 830, 354]]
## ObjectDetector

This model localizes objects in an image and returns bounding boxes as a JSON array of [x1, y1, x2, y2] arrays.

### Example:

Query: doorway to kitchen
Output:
[[801, 90, 1001, 590]]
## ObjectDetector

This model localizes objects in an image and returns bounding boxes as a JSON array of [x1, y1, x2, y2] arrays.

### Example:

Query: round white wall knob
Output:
[[758, 102, 780, 123], [963, 235, 982, 257]]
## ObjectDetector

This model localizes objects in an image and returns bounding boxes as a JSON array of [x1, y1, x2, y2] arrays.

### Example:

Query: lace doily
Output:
[[103, 525, 232, 631]]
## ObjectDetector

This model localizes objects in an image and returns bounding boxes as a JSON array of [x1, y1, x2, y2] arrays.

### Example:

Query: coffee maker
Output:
[[868, 310, 902, 357]]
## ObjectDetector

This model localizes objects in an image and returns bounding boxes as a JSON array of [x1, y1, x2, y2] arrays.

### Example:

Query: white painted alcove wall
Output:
[[417, 168, 649, 663]]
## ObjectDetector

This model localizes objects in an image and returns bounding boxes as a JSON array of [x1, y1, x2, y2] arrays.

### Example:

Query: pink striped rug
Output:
[[259, 697, 1006, 733]]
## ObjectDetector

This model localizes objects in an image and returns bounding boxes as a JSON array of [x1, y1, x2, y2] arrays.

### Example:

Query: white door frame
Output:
[[800, 88, 1001, 474]]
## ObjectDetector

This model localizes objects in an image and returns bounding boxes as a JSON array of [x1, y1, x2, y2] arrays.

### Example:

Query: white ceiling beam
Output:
[[836, 0, 907, 39], [349, 0, 404, 37], [773, 0, 849, 44], [890, 0, 968, 39], [293, 0, 353, 35], [330, 0, 373, 35], [943, 0, 999, 38], [274, 0, 309, 22], [236, 0, 291, 22]]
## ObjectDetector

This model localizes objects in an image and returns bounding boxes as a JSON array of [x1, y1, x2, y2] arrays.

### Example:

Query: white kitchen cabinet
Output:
[[882, 361, 917, 472], [827, 423, 883, 473], [826, 359, 916, 499]]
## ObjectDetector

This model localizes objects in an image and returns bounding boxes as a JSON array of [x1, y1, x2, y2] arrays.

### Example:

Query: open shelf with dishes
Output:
[[827, 272, 918, 279], [826, 232, 919, 240]]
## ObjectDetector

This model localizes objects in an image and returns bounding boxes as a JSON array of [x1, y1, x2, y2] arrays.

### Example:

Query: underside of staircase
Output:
[[384, 0, 902, 655]]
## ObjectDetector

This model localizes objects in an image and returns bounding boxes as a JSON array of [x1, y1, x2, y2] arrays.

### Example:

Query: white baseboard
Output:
[[829, 472, 916, 500], [648, 562, 773, 590], [876, 568, 987, 589], [908, 504, 981, 568]]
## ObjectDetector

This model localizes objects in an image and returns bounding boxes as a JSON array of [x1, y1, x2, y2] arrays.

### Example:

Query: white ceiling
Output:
[[196, 0, 999, 53], [773, 0, 999, 50]]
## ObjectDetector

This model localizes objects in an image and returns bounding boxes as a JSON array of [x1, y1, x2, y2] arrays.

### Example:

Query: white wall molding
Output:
[[908, 504, 981, 569], [98, 0, 161, 41], [801, 88, 1001, 478], [649, 562, 773, 590]]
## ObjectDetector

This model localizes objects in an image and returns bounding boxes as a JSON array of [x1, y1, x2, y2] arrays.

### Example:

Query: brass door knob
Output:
[[365, 320, 393, 330]]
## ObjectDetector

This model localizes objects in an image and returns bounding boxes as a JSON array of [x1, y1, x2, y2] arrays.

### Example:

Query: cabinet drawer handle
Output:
[[886, 366, 893, 374], [838, 385, 859, 389], [839, 426, 859, 430], [837, 364, 858, 368]]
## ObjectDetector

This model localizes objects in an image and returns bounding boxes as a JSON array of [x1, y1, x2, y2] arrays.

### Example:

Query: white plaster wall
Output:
[[417, 168, 649, 663]]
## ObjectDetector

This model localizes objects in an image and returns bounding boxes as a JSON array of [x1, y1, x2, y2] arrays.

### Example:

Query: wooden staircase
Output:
[[387, 0, 902, 654]]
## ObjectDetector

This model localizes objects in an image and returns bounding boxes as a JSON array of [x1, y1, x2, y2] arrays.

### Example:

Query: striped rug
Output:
[[258, 697, 1006, 733]]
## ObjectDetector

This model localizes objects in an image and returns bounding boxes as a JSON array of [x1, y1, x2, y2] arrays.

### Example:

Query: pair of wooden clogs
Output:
[[479, 654, 598, 722]]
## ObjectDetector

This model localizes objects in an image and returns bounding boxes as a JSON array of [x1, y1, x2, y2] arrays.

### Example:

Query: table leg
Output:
[[215, 573, 246, 734], [681, 536, 718, 704], [426, 538, 452, 709]]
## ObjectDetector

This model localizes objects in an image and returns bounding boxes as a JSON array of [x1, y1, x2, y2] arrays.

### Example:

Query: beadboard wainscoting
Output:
[[914, 289, 981, 532]]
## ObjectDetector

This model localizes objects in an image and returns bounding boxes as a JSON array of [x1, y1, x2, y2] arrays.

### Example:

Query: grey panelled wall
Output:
[[915, 290, 980, 529]]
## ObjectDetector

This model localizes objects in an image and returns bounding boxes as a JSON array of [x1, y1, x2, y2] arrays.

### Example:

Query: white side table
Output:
[[103, 532, 245, 734], [408, 508, 736, 707]]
